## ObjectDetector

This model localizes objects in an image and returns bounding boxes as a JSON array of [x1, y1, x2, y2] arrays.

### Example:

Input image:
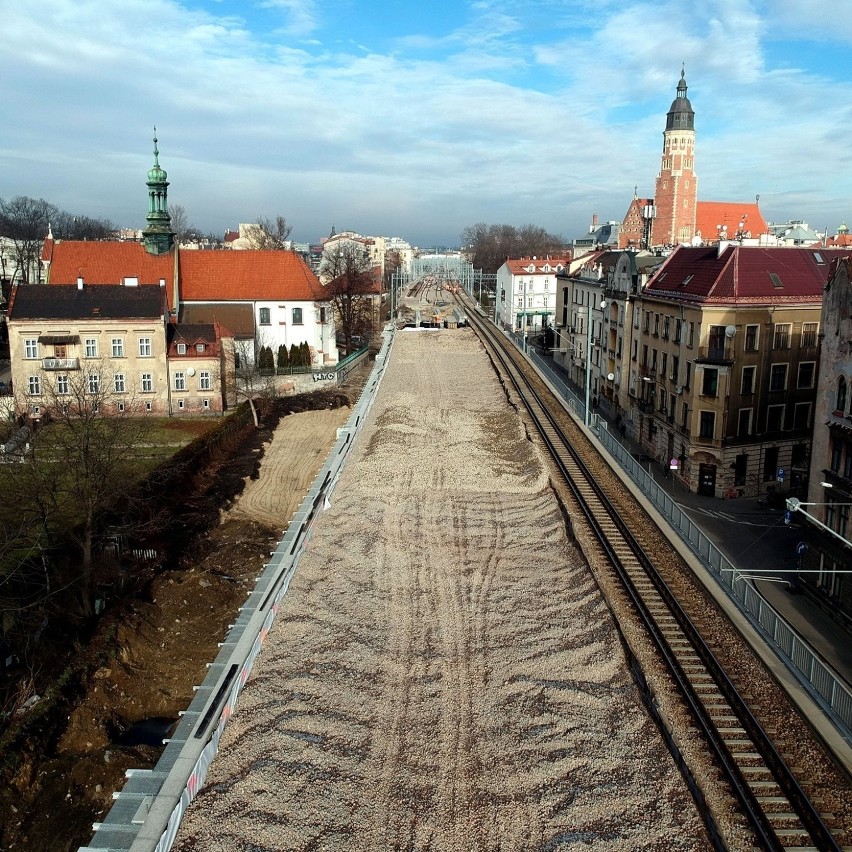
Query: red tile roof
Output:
[[43, 240, 325, 307], [504, 257, 570, 275], [695, 201, 767, 241], [178, 250, 323, 301], [45, 240, 174, 296], [644, 245, 829, 304]]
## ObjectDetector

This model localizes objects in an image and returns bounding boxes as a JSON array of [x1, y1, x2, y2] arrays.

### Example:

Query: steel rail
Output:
[[466, 305, 842, 852]]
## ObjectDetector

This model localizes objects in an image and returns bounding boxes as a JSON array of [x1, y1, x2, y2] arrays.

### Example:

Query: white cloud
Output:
[[1, 0, 850, 245]]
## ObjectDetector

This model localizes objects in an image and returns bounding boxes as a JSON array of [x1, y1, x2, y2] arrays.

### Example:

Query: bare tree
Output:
[[225, 335, 279, 427], [168, 203, 203, 245], [51, 211, 114, 241], [243, 215, 293, 250], [461, 222, 568, 274], [0, 196, 56, 284], [7, 364, 156, 616], [322, 241, 378, 352]]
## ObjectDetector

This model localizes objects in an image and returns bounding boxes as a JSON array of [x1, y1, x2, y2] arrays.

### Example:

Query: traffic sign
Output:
[[777, 467, 785, 482], [669, 458, 679, 469], [796, 541, 807, 556], [784, 510, 792, 525]]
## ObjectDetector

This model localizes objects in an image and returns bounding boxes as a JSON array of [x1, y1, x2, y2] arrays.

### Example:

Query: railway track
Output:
[[462, 300, 846, 851]]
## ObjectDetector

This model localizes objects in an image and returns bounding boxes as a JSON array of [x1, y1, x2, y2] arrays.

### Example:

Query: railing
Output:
[[696, 344, 734, 362], [42, 357, 80, 370], [80, 330, 394, 852], [522, 338, 852, 744]]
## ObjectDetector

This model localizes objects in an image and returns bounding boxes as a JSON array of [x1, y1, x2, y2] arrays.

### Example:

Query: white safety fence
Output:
[[80, 328, 395, 852]]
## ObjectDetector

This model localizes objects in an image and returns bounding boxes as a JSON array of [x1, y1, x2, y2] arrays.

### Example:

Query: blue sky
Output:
[[2, 0, 851, 247]]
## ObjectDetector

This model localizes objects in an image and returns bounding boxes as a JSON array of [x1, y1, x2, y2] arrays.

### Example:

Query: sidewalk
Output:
[[533, 346, 852, 687]]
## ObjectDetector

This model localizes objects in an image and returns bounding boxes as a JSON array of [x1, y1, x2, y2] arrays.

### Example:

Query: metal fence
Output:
[[80, 331, 394, 852], [524, 342, 852, 742]]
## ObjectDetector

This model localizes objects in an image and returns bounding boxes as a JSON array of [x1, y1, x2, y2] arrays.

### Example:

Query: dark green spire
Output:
[[142, 127, 174, 255]]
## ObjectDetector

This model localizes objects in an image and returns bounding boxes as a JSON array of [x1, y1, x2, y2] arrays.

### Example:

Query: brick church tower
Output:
[[649, 69, 698, 247]]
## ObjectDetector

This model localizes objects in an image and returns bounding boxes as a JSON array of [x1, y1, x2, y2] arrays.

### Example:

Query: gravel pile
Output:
[[173, 330, 709, 851]]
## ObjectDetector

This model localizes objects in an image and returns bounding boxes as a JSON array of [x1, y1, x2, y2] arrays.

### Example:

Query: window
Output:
[[793, 402, 811, 430], [663, 316, 670, 340], [85, 338, 98, 358], [672, 355, 679, 382], [837, 377, 847, 413], [674, 319, 682, 343], [114, 373, 126, 393], [684, 361, 692, 390], [199, 371, 211, 390], [259, 307, 271, 325], [831, 438, 842, 472], [87, 373, 99, 394], [773, 324, 791, 349], [699, 410, 715, 439], [27, 376, 41, 395], [708, 326, 725, 358], [801, 322, 818, 348], [145, 401, 152, 412], [203, 398, 210, 409], [196, 343, 205, 353], [138, 337, 152, 357], [117, 401, 125, 413], [141, 373, 153, 393], [766, 404, 784, 432], [177, 343, 187, 355], [797, 362, 815, 389], [56, 375, 69, 394], [769, 364, 788, 392], [744, 325, 759, 351], [643, 312, 650, 333], [54, 345, 67, 358], [24, 339, 39, 359], [292, 307, 303, 325], [701, 367, 718, 397], [659, 388, 668, 413], [174, 372, 186, 391], [661, 352, 668, 379], [177, 399, 185, 410], [631, 340, 638, 361], [111, 338, 124, 358], [687, 322, 695, 347], [653, 314, 660, 336], [737, 408, 752, 437], [741, 366, 755, 395]]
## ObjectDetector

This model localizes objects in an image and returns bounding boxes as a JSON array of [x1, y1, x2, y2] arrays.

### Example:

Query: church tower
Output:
[[142, 129, 175, 255], [649, 69, 697, 247]]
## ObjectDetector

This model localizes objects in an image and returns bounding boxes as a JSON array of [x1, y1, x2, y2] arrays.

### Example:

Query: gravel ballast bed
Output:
[[173, 330, 710, 851]]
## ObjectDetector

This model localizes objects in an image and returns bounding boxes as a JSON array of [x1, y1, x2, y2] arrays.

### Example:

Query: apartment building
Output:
[[632, 245, 827, 497]]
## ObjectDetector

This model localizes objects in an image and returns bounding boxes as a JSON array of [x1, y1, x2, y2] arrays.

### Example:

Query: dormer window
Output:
[[196, 343, 205, 352], [177, 343, 186, 355]]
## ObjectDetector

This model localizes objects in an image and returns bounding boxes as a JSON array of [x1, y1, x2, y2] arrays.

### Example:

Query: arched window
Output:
[[838, 376, 848, 413]]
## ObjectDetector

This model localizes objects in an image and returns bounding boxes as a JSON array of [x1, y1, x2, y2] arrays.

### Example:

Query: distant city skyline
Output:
[[3, 0, 851, 247]]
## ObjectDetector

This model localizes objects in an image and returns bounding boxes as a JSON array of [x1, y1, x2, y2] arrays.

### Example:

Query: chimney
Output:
[[77, 275, 84, 290]]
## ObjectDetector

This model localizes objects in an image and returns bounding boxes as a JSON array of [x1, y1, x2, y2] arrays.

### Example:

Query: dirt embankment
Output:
[[0, 385, 360, 852]]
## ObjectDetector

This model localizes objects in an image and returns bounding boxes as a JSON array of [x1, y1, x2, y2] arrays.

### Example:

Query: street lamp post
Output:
[[584, 299, 608, 427]]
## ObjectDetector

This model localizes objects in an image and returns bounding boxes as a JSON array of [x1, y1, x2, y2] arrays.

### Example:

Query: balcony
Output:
[[42, 357, 80, 370], [695, 344, 734, 364]]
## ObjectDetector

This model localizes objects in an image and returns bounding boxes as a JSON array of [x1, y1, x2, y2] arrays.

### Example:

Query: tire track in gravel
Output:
[[172, 331, 711, 852]]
